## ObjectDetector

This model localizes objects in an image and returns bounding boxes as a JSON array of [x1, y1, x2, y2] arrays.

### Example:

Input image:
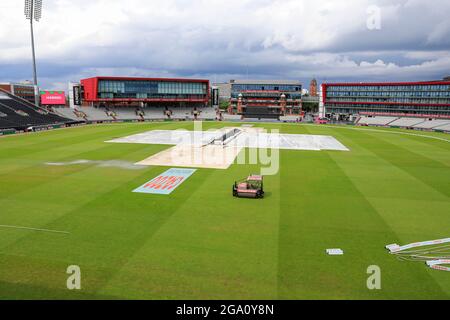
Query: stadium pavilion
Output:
[[322, 80, 450, 119], [80, 77, 210, 110], [228, 80, 302, 119]]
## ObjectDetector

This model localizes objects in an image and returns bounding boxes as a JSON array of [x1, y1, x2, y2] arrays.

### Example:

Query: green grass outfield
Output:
[[0, 121, 449, 300]]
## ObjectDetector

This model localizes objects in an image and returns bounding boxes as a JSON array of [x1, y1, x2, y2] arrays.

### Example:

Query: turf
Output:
[[0, 121, 449, 300]]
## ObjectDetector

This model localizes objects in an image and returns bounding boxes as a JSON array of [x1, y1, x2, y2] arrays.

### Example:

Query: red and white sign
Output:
[[40, 91, 66, 105]]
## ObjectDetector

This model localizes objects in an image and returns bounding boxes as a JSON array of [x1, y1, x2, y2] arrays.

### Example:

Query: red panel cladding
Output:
[[321, 84, 327, 104], [80, 77, 98, 102]]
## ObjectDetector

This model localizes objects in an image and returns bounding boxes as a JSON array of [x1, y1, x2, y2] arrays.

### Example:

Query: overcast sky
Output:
[[1, 0, 449, 90]]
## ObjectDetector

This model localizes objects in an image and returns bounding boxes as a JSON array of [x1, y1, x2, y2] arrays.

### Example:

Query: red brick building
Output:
[[309, 79, 318, 97]]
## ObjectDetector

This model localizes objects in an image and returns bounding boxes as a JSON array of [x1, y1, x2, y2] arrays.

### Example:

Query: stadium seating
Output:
[[80, 107, 115, 121], [0, 90, 72, 129], [198, 107, 217, 120], [223, 114, 242, 121], [171, 108, 193, 120], [280, 115, 300, 122], [412, 119, 450, 129], [388, 118, 426, 127], [110, 107, 141, 120], [57, 106, 218, 122], [54, 107, 85, 121], [434, 123, 450, 132], [355, 114, 450, 132], [357, 116, 398, 126], [0, 109, 20, 129], [143, 108, 167, 120]]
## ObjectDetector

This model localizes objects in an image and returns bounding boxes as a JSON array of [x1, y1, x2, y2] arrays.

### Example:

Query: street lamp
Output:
[[24, 0, 43, 106]]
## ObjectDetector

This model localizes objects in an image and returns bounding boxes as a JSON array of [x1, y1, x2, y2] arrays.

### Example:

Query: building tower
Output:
[[280, 93, 286, 115], [237, 93, 243, 114], [310, 79, 318, 97]]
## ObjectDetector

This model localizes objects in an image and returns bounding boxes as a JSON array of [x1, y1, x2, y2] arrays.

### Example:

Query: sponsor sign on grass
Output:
[[133, 168, 196, 195]]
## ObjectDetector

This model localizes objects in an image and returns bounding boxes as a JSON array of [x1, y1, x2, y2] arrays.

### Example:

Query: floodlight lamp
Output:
[[24, 0, 32, 20], [34, 0, 42, 21]]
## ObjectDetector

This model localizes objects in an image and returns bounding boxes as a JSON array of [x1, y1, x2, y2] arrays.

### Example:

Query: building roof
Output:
[[323, 80, 450, 86], [0, 82, 34, 87], [81, 76, 209, 83], [230, 79, 301, 85]]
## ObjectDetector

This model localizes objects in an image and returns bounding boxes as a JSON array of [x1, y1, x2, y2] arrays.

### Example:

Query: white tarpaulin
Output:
[[107, 129, 349, 152]]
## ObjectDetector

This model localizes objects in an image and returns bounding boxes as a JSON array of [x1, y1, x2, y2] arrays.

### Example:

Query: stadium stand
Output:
[[80, 107, 115, 121], [144, 109, 165, 120], [280, 115, 300, 122], [53, 107, 85, 121], [223, 114, 243, 121], [53, 105, 217, 122], [0, 89, 73, 130], [171, 108, 193, 120], [357, 116, 398, 126], [388, 117, 426, 127], [109, 107, 141, 121], [198, 107, 217, 120], [355, 112, 450, 132], [434, 123, 450, 131], [413, 119, 450, 130]]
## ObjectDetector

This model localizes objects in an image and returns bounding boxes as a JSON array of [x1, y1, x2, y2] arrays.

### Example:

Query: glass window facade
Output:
[[97, 79, 208, 100], [324, 83, 450, 116], [231, 83, 302, 99]]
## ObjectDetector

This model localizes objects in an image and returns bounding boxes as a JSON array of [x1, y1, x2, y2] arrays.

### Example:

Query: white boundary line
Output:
[[0, 224, 70, 235]]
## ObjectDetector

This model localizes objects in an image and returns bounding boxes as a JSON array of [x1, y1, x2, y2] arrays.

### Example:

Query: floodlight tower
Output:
[[24, 0, 43, 106]]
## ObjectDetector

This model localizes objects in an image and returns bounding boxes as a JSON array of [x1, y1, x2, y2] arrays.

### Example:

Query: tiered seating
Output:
[[434, 124, 450, 132], [133, 106, 217, 121], [413, 119, 450, 129], [388, 118, 426, 127], [54, 107, 84, 121], [110, 107, 141, 120], [142, 107, 167, 120], [0, 108, 19, 129], [357, 116, 398, 126], [198, 107, 217, 120], [223, 114, 242, 121], [0, 91, 72, 129], [171, 108, 193, 120], [280, 115, 300, 122], [81, 107, 114, 121]]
